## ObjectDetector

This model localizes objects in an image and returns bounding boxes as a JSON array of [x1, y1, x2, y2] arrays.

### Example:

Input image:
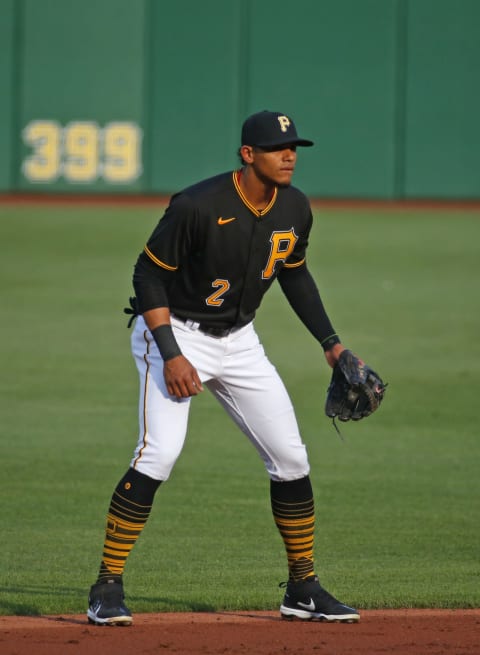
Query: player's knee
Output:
[[130, 438, 184, 481], [265, 447, 310, 482], [131, 458, 176, 482]]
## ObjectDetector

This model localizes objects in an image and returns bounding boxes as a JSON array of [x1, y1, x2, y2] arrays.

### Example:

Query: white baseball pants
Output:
[[130, 315, 310, 482]]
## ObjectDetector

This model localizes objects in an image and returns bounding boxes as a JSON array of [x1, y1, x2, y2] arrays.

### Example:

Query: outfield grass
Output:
[[0, 202, 479, 615]]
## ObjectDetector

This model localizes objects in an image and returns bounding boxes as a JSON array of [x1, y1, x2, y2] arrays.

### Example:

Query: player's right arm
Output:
[[133, 200, 203, 398], [141, 305, 203, 398]]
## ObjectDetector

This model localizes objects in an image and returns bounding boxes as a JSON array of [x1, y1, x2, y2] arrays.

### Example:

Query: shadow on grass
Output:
[[0, 584, 215, 615]]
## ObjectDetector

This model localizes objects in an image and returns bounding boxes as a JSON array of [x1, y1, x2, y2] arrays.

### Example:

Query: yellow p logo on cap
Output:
[[277, 116, 290, 132]]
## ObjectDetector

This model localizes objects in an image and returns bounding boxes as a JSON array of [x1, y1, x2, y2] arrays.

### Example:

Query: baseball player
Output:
[[87, 110, 360, 625]]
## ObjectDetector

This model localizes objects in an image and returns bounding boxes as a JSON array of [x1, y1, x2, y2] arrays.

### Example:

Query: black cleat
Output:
[[280, 575, 360, 622], [87, 579, 133, 626]]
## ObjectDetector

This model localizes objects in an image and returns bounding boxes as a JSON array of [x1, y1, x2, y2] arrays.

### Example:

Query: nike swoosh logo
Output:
[[297, 598, 316, 611], [217, 217, 237, 225]]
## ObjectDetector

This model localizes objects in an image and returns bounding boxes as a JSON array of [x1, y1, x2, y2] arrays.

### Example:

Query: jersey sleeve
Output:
[[283, 204, 313, 269], [143, 192, 197, 271]]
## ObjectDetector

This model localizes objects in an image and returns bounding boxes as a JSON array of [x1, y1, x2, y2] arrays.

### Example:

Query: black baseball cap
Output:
[[241, 110, 314, 148]]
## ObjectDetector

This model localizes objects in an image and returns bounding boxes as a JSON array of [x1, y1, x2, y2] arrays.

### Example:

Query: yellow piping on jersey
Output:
[[144, 245, 178, 271], [233, 170, 278, 216], [283, 258, 305, 268]]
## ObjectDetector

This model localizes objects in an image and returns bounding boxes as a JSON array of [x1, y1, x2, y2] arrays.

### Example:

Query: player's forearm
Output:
[[143, 307, 171, 330], [133, 253, 182, 361], [141, 307, 181, 362], [278, 265, 340, 351]]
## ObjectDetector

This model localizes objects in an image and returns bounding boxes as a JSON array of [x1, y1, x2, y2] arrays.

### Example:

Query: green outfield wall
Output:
[[1, 0, 479, 199], [0, 0, 16, 192]]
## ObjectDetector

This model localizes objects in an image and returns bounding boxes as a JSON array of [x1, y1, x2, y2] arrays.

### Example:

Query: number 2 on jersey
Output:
[[206, 279, 231, 306]]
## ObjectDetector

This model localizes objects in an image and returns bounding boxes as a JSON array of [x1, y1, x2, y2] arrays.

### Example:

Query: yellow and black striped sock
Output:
[[270, 476, 315, 582], [97, 468, 161, 583]]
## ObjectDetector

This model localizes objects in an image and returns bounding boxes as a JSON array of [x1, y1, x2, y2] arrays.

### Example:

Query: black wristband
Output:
[[151, 324, 182, 362], [320, 333, 341, 352]]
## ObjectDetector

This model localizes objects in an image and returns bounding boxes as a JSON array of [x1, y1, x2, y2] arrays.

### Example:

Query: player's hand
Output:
[[324, 343, 345, 368], [163, 355, 204, 398]]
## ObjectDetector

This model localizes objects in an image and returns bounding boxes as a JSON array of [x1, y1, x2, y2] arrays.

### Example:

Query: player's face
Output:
[[249, 144, 298, 186]]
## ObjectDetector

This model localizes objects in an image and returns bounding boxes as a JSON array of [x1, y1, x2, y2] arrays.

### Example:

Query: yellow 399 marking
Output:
[[206, 279, 230, 306], [63, 121, 98, 182], [22, 120, 61, 182], [22, 120, 142, 184]]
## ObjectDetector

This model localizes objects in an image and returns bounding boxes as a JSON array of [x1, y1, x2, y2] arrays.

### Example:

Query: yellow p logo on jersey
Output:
[[262, 228, 298, 279], [277, 116, 291, 133]]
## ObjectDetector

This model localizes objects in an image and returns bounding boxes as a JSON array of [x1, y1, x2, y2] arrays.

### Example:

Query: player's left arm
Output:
[[277, 263, 344, 367]]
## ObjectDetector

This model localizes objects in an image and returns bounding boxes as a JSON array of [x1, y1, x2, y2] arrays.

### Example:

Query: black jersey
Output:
[[142, 170, 313, 328]]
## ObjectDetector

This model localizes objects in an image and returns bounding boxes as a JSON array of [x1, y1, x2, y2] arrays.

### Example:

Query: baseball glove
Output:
[[325, 350, 386, 424]]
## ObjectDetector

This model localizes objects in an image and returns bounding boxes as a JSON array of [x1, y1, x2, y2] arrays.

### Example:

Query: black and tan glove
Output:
[[325, 350, 386, 422]]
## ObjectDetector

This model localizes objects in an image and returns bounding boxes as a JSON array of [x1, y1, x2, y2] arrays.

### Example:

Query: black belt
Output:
[[172, 315, 240, 338]]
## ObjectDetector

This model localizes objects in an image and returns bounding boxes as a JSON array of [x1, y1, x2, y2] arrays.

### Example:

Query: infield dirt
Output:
[[1, 610, 479, 655]]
